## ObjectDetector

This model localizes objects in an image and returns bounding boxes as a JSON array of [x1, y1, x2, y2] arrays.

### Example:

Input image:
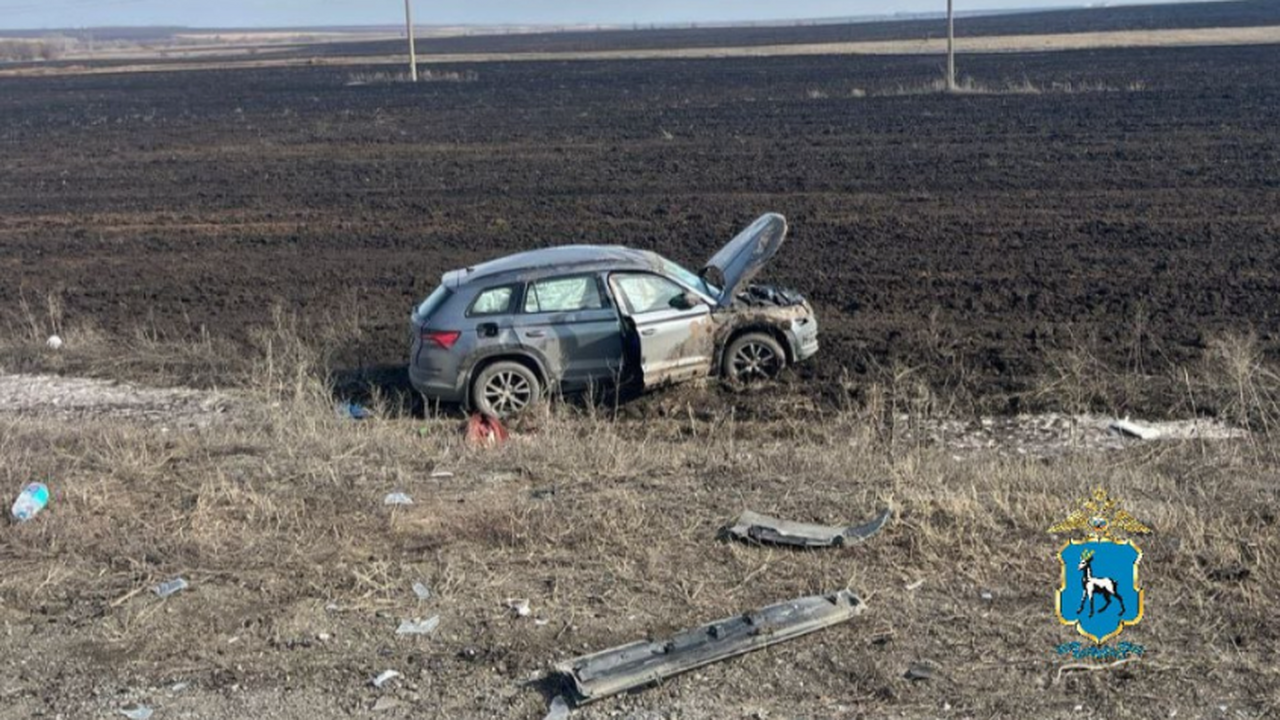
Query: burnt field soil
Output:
[[2, 45, 1280, 416], [299, 0, 1280, 58]]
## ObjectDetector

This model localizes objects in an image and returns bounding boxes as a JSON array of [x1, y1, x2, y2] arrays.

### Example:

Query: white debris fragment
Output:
[[119, 705, 153, 720], [429, 470, 454, 479], [544, 695, 570, 720], [372, 670, 401, 688], [383, 492, 414, 506], [396, 616, 441, 636], [412, 582, 431, 600], [506, 598, 531, 617], [46, 335, 63, 350], [153, 577, 189, 598], [1109, 418, 1162, 441]]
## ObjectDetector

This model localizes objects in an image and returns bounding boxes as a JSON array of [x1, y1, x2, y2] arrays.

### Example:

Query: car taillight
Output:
[[422, 330, 462, 350]]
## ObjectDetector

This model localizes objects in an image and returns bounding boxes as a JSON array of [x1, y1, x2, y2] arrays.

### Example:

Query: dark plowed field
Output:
[[298, 0, 1280, 57], [2, 44, 1279, 413]]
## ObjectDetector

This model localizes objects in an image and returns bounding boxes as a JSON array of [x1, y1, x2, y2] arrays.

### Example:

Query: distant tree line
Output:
[[0, 37, 70, 62]]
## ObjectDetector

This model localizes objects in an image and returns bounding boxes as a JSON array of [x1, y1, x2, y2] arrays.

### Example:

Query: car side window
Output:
[[612, 274, 687, 315], [524, 275, 605, 314], [469, 285, 517, 317]]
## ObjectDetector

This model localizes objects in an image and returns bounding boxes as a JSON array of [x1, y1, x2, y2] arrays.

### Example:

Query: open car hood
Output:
[[701, 213, 788, 308]]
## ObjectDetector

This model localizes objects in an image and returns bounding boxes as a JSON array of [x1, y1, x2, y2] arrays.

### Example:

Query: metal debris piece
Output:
[[724, 508, 892, 548], [544, 695, 570, 720], [904, 662, 937, 682], [152, 577, 189, 598], [553, 589, 864, 704], [1109, 419, 1162, 440], [396, 616, 441, 636], [371, 670, 401, 688]]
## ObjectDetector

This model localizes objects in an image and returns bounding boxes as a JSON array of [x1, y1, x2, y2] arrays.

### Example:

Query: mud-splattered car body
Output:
[[408, 213, 817, 416]]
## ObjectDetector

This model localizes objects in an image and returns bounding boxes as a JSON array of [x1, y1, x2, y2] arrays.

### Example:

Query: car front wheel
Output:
[[471, 361, 542, 418], [722, 332, 787, 383]]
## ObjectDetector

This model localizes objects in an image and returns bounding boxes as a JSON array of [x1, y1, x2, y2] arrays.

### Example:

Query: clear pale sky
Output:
[[0, 0, 1195, 30]]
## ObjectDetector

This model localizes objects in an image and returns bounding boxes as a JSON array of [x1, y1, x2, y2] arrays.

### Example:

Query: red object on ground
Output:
[[465, 413, 510, 447]]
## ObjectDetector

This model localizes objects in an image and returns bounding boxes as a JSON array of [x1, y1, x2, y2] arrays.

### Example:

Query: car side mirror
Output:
[[670, 292, 703, 311]]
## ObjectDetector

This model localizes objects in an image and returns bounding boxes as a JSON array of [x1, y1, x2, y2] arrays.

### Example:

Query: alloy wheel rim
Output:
[[732, 342, 779, 381], [483, 371, 532, 414]]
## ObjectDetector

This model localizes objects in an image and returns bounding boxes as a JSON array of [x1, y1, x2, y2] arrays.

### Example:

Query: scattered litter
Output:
[[535, 618, 550, 627], [119, 705, 153, 720], [10, 481, 49, 522], [169, 681, 190, 694], [373, 697, 404, 712], [46, 334, 63, 350], [506, 598, 532, 617], [153, 577, 189, 598], [905, 579, 925, 591], [1109, 418, 1162, 440], [465, 413, 510, 447], [723, 507, 892, 548], [384, 492, 414, 506], [396, 615, 441, 636], [905, 662, 937, 682], [544, 695, 570, 720], [429, 470, 454, 479], [336, 401, 371, 421], [317, 632, 332, 642], [371, 670, 401, 688], [412, 582, 432, 600], [980, 590, 994, 602], [325, 602, 340, 613], [554, 589, 864, 704]]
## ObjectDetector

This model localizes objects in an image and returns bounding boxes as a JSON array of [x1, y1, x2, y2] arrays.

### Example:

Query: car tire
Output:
[[722, 332, 787, 383], [471, 361, 542, 418]]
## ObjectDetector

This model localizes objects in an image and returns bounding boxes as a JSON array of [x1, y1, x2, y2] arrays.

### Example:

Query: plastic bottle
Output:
[[11, 482, 49, 522]]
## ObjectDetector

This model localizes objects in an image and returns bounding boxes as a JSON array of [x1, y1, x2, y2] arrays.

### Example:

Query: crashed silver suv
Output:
[[409, 213, 818, 416]]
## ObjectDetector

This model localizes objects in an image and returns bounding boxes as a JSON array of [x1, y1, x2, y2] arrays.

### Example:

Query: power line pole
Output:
[[946, 0, 956, 92], [405, 0, 418, 82]]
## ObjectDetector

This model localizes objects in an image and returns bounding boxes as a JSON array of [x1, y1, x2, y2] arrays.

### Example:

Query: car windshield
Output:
[[661, 258, 720, 299]]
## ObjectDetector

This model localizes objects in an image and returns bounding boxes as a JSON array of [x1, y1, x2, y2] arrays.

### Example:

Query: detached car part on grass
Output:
[[553, 589, 864, 704], [724, 507, 893, 548], [408, 213, 819, 417]]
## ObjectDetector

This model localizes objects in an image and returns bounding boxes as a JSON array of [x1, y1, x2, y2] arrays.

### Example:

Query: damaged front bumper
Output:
[[552, 589, 865, 704]]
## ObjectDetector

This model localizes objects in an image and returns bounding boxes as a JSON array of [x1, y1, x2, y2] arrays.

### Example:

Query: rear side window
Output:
[[415, 286, 451, 320], [468, 285, 518, 317], [524, 275, 605, 313]]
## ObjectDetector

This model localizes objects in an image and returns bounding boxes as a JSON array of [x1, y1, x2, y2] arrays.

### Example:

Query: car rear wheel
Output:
[[723, 332, 786, 383], [472, 361, 542, 418]]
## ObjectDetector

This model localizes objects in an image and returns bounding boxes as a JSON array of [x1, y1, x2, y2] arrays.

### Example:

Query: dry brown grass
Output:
[[1, 314, 1279, 717]]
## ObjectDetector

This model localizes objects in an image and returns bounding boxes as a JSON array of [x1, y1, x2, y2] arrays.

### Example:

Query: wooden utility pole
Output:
[[405, 0, 418, 82], [946, 0, 956, 91]]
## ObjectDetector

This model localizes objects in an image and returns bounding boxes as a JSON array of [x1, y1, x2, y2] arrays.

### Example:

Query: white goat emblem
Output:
[[1076, 549, 1127, 618]]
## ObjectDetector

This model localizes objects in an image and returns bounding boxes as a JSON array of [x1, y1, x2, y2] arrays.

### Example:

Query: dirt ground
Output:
[[2, 7, 1280, 718], [2, 42, 1280, 417]]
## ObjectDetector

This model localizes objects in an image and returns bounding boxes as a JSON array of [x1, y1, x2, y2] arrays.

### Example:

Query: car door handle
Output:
[[640, 328, 657, 337], [525, 330, 546, 338]]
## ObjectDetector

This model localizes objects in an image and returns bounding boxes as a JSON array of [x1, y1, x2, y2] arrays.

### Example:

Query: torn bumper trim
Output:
[[724, 508, 892, 548], [553, 590, 864, 704]]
